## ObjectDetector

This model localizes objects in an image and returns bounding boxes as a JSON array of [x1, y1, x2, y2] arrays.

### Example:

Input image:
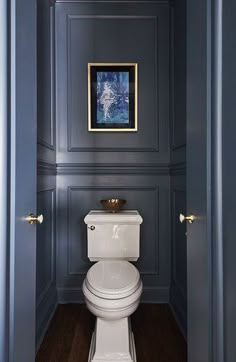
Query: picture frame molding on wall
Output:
[[88, 63, 138, 132]]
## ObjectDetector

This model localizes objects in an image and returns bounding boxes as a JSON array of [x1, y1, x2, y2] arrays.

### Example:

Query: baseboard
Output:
[[57, 287, 85, 303], [141, 286, 170, 303], [57, 286, 170, 304], [36, 286, 58, 352], [169, 283, 187, 339], [169, 303, 187, 340]]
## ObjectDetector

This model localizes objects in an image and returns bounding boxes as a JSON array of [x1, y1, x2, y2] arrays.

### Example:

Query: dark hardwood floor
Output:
[[36, 304, 187, 362]]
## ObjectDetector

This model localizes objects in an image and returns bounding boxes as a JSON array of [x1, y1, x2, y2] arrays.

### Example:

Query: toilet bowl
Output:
[[83, 210, 143, 362], [83, 260, 143, 320]]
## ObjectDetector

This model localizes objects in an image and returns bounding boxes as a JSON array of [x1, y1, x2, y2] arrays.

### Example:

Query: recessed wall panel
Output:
[[56, 3, 170, 164], [56, 174, 170, 302], [172, 189, 187, 295], [36, 175, 57, 349], [36, 189, 55, 305], [170, 174, 187, 335], [38, 2, 55, 151], [68, 16, 158, 152]]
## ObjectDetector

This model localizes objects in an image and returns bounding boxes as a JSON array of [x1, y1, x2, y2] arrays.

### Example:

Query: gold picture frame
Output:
[[88, 63, 138, 132]]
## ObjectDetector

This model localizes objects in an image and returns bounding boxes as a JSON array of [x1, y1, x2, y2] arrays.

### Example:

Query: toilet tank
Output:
[[84, 210, 143, 261]]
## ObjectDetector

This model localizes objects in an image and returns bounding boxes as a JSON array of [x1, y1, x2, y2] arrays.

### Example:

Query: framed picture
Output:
[[88, 63, 138, 132]]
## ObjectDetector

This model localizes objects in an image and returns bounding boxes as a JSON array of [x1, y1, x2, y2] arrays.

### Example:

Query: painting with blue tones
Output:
[[88, 64, 137, 131], [97, 72, 129, 124]]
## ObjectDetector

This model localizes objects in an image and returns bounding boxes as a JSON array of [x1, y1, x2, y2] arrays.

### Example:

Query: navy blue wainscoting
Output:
[[36, 0, 57, 350], [170, 174, 187, 338], [56, 173, 171, 303], [36, 175, 57, 349], [169, 0, 187, 338]]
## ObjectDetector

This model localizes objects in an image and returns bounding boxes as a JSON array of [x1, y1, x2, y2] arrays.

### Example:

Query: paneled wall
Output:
[[170, 174, 187, 336], [55, 1, 171, 303], [57, 174, 170, 302], [36, 0, 57, 349], [170, 0, 187, 337], [36, 175, 56, 347], [36, 0, 188, 346], [37, 0, 56, 165], [56, 2, 170, 165]]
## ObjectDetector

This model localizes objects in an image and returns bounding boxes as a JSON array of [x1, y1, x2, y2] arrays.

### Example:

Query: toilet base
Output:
[[88, 317, 137, 362]]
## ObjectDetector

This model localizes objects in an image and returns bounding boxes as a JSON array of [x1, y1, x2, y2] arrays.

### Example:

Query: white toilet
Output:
[[83, 210, 143, 362]]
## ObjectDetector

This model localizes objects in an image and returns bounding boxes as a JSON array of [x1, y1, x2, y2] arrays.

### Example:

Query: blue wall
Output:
[[222, 1, 236, 360], [36, 0, 188, 348], [169, 0, 187, 338], [36, 0, 57, 350], [55, 1, 171, 304]]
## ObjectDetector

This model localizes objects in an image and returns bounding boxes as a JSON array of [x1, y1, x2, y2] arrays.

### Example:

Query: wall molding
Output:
[[54, 0, 169, 4], [67, 147, 159, 153], [36, 289, 57, 353], [38, 160, 57, 175], [169, 284, 187, 339], [57, 163, 169, 175], [37, 161, 186, 175], [37, 137, 55, 151], [171, 142, 186, 151], [169, 162, 186, 175]]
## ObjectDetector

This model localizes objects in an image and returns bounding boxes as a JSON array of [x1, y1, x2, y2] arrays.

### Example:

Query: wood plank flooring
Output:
[[36, 304, 187, 362]]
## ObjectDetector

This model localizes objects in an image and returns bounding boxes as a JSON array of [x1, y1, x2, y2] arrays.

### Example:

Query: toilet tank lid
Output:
[[84, 210, 143, 224]]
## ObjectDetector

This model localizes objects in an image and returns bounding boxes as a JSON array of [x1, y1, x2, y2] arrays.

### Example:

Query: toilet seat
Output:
[[85, 260, 140, 299], [83, 271, 142, 321]]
